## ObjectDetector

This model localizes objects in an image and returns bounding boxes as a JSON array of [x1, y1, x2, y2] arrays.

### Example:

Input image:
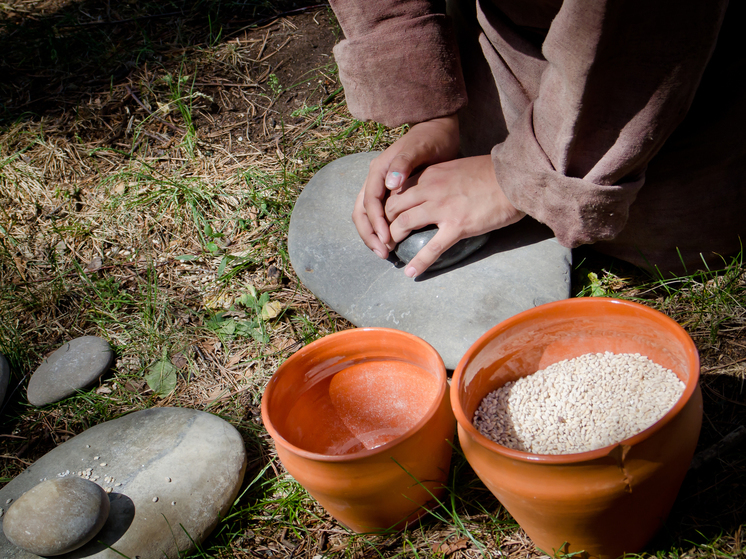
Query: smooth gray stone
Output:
[[0, 353, 8, 406], [27, 336, 114, 406], [3, 478, 109, 556], [0, 408, 247, 559], [395, 225, 490, 271], [288, 152, 572, 370]]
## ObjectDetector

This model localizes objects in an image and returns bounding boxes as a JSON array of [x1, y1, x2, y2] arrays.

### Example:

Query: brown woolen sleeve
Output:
[[492, 0, 728, 248], [329, 0, 468, 127]]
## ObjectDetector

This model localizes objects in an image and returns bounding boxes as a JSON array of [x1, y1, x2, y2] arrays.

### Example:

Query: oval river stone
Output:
[[3, 478, 110, 556], [395, 225, 490, 271], [0, 407, 246, 559], [27, 336, 114, 407]]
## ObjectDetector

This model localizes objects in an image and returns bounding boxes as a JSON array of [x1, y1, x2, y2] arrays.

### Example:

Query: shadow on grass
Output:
[[0, 0, 324, 127], [652, 372, 746, 550]]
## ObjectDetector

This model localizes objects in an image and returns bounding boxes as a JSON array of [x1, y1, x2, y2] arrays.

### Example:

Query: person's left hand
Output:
[[384, 154, 525, 277]]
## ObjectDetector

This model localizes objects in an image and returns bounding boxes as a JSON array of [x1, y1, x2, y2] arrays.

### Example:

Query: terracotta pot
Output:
[[451, 298, 702, 558], [261, 328, 455, 533]]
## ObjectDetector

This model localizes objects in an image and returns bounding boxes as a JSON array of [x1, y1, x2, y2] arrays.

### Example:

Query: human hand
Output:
[[384, 154, 525, 277], [352, 115, 460, 259]]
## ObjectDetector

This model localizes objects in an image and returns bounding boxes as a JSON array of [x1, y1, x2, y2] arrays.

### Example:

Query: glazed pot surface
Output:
[[262, 328, 455, 533], [451, 298, 701, 558]]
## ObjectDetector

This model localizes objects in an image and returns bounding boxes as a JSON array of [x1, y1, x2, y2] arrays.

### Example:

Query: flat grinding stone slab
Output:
[[27, 336, 114, 406], [0, 352, 8, 406], [0, 407, 247, 559], [288, 152, 572, 370]]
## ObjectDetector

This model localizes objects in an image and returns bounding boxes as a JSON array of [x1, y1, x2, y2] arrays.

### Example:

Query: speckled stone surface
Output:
[[288, 152, 572, 369], [27, 336, 114, 406], [0, 408, 247, 559], [395, 225, 491, 271], [0, 353, 9, 407], [3, 478, 110, 556]]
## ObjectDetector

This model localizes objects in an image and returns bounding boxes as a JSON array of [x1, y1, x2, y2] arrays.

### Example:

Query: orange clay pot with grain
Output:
[[451, 298, 702, 559]]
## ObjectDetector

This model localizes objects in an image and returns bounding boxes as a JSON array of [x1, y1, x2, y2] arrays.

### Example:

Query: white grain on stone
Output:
[[473, 352, 686, 455]]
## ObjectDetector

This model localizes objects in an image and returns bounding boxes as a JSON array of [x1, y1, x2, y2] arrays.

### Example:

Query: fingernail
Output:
[[404, 266, 417, 278], [385, 172, 403, 189], [373, 249, 384, 259]]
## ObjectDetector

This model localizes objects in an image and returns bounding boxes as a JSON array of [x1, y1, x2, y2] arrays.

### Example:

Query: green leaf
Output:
[[206, 312, 226, 330], [238, 292, 256, 307], [249, 328, 270, 344], [206, 241, 220, 254], [217, 256, 228, 277], [220, 318, 237, 335], [175, 255, 198, 262], [204, 223, 214, 238], [258, 292, 270, 307], [587, 272, 607, 297], [145, 359, 178, 397]]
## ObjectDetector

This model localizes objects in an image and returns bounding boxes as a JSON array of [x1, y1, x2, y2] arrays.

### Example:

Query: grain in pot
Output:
[[473, 352, 686, 455]]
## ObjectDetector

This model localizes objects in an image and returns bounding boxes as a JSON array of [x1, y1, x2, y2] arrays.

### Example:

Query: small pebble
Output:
[[171, 501, 176, 506], [165, 477, 171, 482], [115, 483, 122, 487], [152, 497, 159, 503], [105, 487, 112, 494], [94, 456, 100, 460], [100, 462, 107, 467], [86, 444, 90, 448], [26, 336, 114, 407], [5, 498, 12, 504]]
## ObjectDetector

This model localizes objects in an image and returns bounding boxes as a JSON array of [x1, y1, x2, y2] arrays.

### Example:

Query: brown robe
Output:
[[329, 0, 746, 273]]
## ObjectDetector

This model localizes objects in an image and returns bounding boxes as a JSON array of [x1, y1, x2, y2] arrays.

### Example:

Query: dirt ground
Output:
[[1, 1, 343, 150]]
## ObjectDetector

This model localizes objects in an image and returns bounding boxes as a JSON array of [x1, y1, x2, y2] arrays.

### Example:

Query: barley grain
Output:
[[473, 352, 685, 454]]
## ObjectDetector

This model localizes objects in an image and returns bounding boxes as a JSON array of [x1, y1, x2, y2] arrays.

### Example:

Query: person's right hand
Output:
[[352, 114, 460, 259]]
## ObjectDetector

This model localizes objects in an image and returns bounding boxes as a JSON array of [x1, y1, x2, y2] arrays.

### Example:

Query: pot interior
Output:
[[264, 329, 447, 457]]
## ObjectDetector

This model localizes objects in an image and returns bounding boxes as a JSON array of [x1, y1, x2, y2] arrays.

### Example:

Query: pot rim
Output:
[[450, 297, 700, 464], [261, 327, 449, 462]]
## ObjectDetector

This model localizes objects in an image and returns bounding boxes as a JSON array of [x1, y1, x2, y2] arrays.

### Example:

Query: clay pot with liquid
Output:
[[451, 298, 702, 559], [261, 328, 455, 533]]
